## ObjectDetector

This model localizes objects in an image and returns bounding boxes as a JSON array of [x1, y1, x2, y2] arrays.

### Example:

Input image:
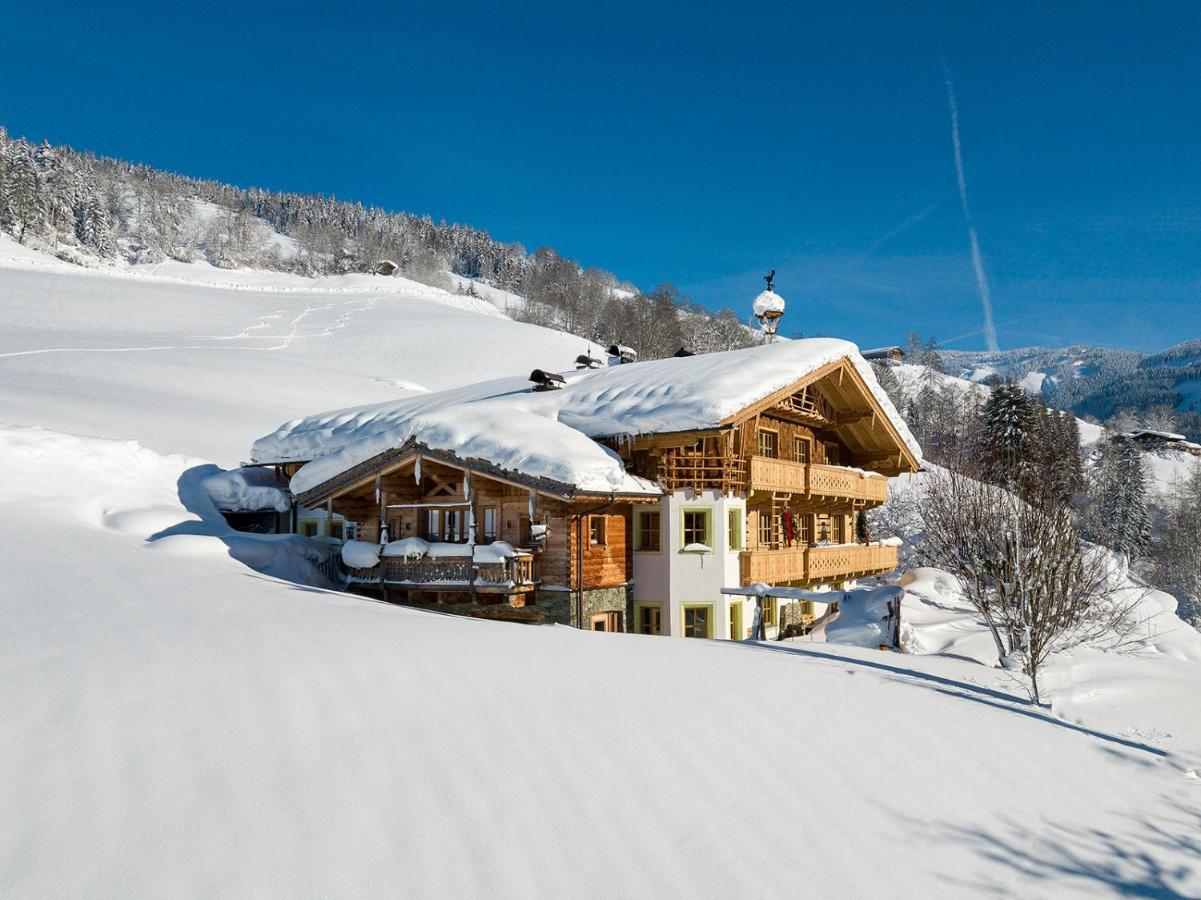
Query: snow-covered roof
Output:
[[1126, 429, 1187, 442], [752, 290, 786, 317], [252, 338, 921, 498]]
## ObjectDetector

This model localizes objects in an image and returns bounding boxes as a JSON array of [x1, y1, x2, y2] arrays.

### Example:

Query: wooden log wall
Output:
[[568, 507, 633, 589], [736, 414, 844, 465], [326, 460, 579, 590]]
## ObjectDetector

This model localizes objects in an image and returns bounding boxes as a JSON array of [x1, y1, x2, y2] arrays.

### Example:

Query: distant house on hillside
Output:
[[250, 338, 922, 637], [861, 346, 905, 363], [1122, 429, 1201, 458]]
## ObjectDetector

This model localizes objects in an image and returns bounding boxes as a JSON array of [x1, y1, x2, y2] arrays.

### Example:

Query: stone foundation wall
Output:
[[574, 585, 635, 630]]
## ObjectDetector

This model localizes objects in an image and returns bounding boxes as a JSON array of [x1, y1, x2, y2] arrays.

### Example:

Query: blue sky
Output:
[[2, 1, 1198, 352]]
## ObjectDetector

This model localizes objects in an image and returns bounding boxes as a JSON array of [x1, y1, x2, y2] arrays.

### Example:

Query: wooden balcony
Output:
[[748, 458, 889, 504], [344, 552, 537, 593], [739, 543, 898, 586]]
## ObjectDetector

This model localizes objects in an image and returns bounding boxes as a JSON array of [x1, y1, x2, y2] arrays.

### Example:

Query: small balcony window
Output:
[[757, 429, 779, 459], [793, 437, 811, 464]]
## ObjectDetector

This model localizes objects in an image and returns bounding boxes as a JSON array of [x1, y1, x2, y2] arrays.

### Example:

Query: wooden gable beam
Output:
[[720, 355, 919, 473], [718, 358, 846, 428]]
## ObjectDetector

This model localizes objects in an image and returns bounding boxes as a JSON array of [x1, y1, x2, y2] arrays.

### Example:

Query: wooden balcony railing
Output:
[[739, 543, 898, 586], [344, 551, 537, 592], [749, 458, 889, 503], [658, 452, 747, 493]]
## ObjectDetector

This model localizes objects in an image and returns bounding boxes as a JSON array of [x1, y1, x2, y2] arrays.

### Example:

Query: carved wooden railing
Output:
[[740, 547, 807, 583], [658, 451, 747, 493], [382, 556, 473, 584], [344, 551, 537, 590], [748, 458, 889, 503], [739, 543, 898, 585]]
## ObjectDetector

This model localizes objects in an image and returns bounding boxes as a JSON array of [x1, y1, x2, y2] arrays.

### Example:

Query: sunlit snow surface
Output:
[[2, 238, 1200, 897]]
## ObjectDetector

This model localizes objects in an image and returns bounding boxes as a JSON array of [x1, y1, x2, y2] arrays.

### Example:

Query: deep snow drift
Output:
[[2, 240, 1200, 897]]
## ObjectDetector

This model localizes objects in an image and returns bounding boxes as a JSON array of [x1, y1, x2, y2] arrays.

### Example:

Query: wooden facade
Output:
[[604, 356, 919, 589], [277, 354, 919, 626], [287, 443, 653, 623]]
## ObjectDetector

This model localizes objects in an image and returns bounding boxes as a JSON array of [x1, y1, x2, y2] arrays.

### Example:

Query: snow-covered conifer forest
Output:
[[0, 128, 754, 360]]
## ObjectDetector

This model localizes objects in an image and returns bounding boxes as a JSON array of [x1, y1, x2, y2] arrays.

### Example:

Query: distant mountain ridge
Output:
[[938, 341, 1201, 440]]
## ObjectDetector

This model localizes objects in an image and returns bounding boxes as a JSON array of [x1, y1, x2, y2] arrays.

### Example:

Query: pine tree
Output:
[[905, 331, 924, 365], [923, 337, 944, 374], [76, 187, 114, 256], [1093, 436, 1150, 561], [979, 380, 1038, 488], [1036, 409, 1081, 503], [871, 361, 904, 411], [3, 141, 46, 243]]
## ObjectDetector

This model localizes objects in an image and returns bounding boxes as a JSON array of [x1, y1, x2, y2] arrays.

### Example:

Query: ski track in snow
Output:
[[0, 297, 377, 359]]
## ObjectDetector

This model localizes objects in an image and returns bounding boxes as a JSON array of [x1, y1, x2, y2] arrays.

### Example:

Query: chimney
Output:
[[529, 369, 566, 391], [607, 343, 638, 365]]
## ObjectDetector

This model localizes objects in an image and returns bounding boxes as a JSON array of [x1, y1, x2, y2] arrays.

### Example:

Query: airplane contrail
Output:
[[943, 63, 1000, 352]]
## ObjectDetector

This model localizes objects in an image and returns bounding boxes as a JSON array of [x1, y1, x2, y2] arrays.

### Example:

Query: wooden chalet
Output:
[[252, 337, 922, 637]]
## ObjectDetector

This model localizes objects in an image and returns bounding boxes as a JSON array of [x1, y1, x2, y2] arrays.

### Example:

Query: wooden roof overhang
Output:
[[719, 357, 921, 476], [293, 438, 662, 510]]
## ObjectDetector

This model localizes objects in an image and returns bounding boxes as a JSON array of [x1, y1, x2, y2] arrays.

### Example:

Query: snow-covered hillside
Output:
[[3, 240, 1200, 896], [0, 235, 602, 465], [894, 362, 1201, 495]]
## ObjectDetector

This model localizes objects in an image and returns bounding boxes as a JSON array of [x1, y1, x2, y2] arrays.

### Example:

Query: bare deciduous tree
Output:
[[919, 466, 1137, 704]]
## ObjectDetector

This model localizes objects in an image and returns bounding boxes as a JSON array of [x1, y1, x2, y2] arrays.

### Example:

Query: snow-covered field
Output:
[[2, 239, 1200, 896]]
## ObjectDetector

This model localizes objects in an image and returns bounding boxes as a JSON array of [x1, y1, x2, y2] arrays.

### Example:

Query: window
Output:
[[825, 442, 841, 466], [590, 611, 621, 632], [427, 508, 466, 542], [758, 511, 775, 548], [793, 437, 811, 464], [682, 604, 712, 639], [681, 509, 712, 549], [833, 514, 846, 544], [637, 603, 663, 635], [589, 515, 607, 546], [327, 520, 344, 541], [727, 508, 743, 550], [634, 509, 661, 552], [299, 520, 319, 537], [761, 597, 777, 627], [757, 428, 779, 458], [481, 507, 498, 542], [447, 509, 464, 542], [799, 514, 813, 545], [729, 601, 743, 640]]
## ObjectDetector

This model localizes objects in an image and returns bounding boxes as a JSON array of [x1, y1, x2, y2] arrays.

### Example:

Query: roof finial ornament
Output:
[[752, 271, 786, 344]]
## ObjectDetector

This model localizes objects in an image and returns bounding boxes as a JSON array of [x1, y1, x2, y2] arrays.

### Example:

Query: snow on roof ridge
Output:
[[253, 338, 921, 497]]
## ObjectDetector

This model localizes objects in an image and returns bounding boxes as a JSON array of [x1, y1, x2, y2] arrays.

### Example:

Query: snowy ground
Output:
[[2, 240, 1200, 896], [0, 235, 602, 465]]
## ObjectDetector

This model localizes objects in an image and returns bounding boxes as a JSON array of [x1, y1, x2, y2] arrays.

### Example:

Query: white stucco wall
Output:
[[631, 489, 746, 639]]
